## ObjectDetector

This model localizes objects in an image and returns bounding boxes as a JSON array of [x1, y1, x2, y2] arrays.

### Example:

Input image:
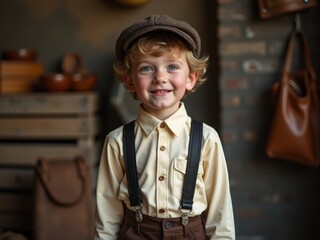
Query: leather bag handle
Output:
[[36, 156, 87, 207], [283, 29, 317, 84]]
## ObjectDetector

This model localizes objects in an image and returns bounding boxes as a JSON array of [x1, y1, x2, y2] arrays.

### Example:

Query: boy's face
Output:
[[125, 49, 197, 119]]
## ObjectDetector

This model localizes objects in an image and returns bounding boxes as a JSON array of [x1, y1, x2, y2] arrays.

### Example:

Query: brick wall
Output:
[[217, 1, 320, 239]]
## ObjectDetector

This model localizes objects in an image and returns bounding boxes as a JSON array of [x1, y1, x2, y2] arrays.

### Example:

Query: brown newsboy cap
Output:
[[115, 15, 201, 63]]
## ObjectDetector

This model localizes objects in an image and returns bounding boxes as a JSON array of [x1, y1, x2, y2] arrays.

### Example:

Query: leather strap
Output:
[[123, 119, 203, 210], [283, 29, 316, 85]]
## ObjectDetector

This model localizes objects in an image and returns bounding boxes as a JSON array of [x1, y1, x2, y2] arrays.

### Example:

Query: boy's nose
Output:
[[153, 71, 167, 84]]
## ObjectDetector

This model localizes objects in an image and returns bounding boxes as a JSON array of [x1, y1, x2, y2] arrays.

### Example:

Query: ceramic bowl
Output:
[[71, 74, 97, 91], [40, 73, 72, 92], [1, 49, 37, 61]]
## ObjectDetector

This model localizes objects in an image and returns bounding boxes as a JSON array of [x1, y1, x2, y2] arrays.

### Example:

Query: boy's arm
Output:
[[203, 134, 235, 240], [94, 138, 124, 240]]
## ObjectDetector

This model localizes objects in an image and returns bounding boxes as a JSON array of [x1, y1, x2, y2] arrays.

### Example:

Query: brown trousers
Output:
[[119, 207, 207, 240]]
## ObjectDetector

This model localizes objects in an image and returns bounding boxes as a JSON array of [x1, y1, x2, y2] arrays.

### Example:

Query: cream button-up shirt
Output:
[[95, 103, 235, 239]]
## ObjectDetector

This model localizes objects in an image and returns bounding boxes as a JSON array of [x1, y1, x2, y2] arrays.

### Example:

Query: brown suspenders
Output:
[[123, 119, 203, 224]]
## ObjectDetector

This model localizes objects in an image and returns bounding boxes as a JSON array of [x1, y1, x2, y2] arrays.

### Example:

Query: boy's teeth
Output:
[[155, 90, 168, 93]]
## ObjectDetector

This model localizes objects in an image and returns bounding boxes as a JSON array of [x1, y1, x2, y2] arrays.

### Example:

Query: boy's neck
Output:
[[141, 103, 181, 120]]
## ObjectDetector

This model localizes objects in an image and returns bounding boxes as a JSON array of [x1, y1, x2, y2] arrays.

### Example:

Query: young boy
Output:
[[95, 15, 235, 239]]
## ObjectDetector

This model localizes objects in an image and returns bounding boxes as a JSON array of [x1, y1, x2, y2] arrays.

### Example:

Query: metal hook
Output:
[[294, 13, 302, 31]]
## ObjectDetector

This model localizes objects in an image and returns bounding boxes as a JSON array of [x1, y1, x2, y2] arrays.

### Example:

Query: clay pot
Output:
[[40, 73, 72, 92], [71, 74, 97, 91]]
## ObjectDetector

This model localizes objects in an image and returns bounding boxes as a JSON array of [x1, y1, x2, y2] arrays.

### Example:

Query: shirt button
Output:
[[159, 176, 165, 181], [160, 145, 166, 151], [160, 123, 165, 128], [159, 208, 165, 214]]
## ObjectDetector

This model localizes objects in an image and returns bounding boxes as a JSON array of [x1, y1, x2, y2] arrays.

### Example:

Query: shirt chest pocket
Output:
[[172, 158, 205, 201]]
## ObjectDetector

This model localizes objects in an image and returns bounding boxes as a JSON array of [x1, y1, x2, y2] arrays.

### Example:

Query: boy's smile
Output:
[[127, 50, 197, 119], [150, 89, 173, 95]]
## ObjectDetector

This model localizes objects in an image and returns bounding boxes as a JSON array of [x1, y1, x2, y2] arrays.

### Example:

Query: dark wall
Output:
[[218, 0, 320, 239]]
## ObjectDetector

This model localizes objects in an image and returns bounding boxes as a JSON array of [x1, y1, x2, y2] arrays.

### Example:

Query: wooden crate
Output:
[[0, 93, 100, 163], [0, 92, 100, 233], [0, 92, 98, 114]]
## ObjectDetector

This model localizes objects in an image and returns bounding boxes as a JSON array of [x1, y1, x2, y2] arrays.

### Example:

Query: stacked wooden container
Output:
[[0, 50, 101, 236], [0, 93, 101, 235], [0, 61, 43, 94]]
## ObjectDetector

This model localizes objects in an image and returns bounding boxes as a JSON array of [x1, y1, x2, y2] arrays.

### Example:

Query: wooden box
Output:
[[0, 92, 101, 233], [0, 61, 44, 93], [0, 92, 100, 165]]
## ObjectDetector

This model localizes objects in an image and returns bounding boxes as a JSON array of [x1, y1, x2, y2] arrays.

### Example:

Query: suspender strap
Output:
[[122, 119, 203, 211], [180, 119, 203, 210], [123, 120, 143, 207]]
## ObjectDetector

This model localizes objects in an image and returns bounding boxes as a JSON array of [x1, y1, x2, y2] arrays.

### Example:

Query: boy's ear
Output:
[[122, 75, 135, 92], [186, 71, 199, 91]]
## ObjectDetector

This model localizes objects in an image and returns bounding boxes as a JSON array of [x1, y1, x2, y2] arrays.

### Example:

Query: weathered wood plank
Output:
[[0, 116, 100, 138], [0, 193, 33, 212], [0, 168, 33, 189], [0, 143, 99, 166], [0, 92, 99, 115], [0, 166, 97, 190]]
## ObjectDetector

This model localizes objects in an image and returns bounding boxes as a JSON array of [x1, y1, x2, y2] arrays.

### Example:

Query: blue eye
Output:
[[167, 65, 178, 71], [140, 66, 153, 73]]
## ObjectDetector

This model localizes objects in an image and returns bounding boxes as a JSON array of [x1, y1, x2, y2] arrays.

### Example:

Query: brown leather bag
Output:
[[258, 0, 317, 19], [33, 156, 93, 240], [266, 29, 320, 167]]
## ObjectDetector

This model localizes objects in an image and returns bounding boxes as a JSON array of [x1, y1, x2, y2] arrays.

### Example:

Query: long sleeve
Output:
[[94, 136, 125, 240], [202, 125, 235, 239]]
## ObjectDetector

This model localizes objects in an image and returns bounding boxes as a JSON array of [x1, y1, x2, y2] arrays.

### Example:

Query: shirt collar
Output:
[[136, 103, 189, 137]]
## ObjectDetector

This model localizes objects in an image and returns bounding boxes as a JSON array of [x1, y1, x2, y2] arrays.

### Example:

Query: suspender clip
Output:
[[180, 208, 191, 225], [181, 211, 189, 225], [132, 205, 143, 222]]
